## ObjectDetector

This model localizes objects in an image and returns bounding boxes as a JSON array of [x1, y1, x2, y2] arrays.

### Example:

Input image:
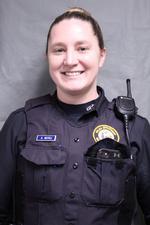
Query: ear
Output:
[[99, 48, 106, 68]]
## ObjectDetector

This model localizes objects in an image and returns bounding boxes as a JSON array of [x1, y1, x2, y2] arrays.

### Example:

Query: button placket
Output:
[[73, 162, 78, 169], [74, 138, 80, 143]]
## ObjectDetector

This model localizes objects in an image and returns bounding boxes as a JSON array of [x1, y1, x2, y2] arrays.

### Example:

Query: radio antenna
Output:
[[126, 79, 132, 98]]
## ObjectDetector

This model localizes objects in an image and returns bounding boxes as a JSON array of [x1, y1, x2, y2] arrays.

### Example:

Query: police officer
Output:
[[0, 7, 150, 225]]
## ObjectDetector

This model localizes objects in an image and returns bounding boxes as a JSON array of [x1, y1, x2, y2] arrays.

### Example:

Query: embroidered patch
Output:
[[36, 135, 57, 142], [93, 124, 120, 142]]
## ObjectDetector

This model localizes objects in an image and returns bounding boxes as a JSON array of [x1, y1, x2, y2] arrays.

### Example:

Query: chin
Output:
[[66, 87, 87, 95]]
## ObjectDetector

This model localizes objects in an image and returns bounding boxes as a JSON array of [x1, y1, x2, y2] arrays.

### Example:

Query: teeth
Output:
[[63, 71, 82, 76]]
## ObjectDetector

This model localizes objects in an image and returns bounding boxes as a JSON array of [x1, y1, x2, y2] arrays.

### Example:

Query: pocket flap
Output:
[[20, 147, 67, 166]]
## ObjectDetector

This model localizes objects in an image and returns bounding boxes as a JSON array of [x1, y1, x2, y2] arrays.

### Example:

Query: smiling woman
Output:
[[47, 18, 106, 104], [46, 8, 106, 104], [0, 6, 150, 225]]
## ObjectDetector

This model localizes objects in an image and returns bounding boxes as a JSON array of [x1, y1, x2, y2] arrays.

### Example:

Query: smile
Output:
[[61, 71, 84, 76]]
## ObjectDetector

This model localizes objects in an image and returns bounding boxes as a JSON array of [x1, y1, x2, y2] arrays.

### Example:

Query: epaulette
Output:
[[25, 94, 52, 111]]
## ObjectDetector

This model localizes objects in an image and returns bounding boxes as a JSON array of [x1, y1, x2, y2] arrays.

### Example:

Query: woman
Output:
[[0, 7, 150, 225]]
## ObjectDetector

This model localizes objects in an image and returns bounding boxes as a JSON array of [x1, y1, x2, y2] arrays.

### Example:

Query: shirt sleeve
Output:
[[0, 108, 27, 225], [136, 118, 150, 225]]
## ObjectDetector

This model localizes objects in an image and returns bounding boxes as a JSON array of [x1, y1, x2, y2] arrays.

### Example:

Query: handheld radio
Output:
[[115, 79, 137, 119], [115, 79, 137, 156]]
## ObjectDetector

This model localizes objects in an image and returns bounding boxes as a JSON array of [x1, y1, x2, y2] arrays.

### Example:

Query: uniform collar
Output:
[[80, 86, 109, 119], [52, 86, 109, 122]]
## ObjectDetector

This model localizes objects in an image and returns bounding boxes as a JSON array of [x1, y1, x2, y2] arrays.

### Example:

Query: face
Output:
[[47, 18, 106, 103]]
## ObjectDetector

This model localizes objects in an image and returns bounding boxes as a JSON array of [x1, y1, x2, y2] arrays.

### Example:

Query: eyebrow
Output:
[[49, 42, 65, 48], [50, 40, 90, 47], [75, 41, 91, 45]]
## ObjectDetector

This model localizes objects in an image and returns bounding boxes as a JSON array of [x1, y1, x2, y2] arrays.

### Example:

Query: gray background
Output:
[[0, 1, 149, 224]]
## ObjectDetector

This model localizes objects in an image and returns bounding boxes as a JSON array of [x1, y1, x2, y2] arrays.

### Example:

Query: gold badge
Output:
[[93, 124, 120, 142]]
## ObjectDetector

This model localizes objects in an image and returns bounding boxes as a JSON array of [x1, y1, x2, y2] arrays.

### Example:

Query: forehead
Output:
[[49, 18, 97, 44]]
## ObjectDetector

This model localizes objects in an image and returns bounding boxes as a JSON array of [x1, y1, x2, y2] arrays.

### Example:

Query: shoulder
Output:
[[0, 107, 27, 148], [133, 114, 150, 131], [25, 94, 53, 111], [129, 114, 150, 150], [1, 107, 26, 132], [109, 97, 149, 128], [3, 92, 54, 130], [4, 107, 26, 124]]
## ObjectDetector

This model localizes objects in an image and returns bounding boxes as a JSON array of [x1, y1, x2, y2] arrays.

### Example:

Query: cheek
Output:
[[48, 60, 57, 80], [80, 56, 93, 69], [83, 52, 101, 68], [84, 59, 100, 72], [48, 56, 62, 71]]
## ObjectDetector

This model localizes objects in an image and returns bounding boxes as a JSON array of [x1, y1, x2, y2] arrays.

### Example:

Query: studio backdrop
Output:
[[0, 0, 150, 224]]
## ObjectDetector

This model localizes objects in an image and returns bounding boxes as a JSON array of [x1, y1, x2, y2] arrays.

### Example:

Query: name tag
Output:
[[36, 135, 57, 142]]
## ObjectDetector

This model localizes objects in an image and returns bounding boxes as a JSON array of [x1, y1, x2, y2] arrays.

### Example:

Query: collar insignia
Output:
[[86, 104, 95, 112]]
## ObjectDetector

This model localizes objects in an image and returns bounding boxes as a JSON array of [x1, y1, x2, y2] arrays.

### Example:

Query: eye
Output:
[[78, 46, 89, 52], [52, 47, 65, 54], [56, 48, 65, 52]]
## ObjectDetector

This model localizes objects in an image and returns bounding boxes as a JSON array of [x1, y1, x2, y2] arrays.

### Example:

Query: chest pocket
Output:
[[20, 145, 67, 202], [81, 138, 136, 207]]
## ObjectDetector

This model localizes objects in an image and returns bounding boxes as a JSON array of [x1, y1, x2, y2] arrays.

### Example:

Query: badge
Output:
[[36, 135, 57, 142], [93, 124, 120, 142]]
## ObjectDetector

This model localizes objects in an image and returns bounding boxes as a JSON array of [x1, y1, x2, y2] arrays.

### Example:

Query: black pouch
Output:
[[86, 138, 130, 161], [81, 138, 136, 207]]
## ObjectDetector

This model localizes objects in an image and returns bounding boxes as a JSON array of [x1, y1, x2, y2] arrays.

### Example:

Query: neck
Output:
[[57, 87, 99, 105]]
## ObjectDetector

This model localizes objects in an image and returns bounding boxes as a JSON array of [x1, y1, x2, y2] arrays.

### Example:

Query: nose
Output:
[[63, 49, 78, 66]]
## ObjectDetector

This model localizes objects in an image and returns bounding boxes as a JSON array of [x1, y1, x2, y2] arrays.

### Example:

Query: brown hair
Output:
[[46, 7, 104, 54]]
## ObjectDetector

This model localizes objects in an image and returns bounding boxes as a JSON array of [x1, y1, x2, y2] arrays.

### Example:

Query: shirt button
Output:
[[74, 138, 80, 142], [73, 162, 78, 169], [69, 192, 75, 199]]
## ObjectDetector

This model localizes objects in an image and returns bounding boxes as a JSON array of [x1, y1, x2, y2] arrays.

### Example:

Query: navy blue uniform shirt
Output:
[[0, 87, 150, 225]]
